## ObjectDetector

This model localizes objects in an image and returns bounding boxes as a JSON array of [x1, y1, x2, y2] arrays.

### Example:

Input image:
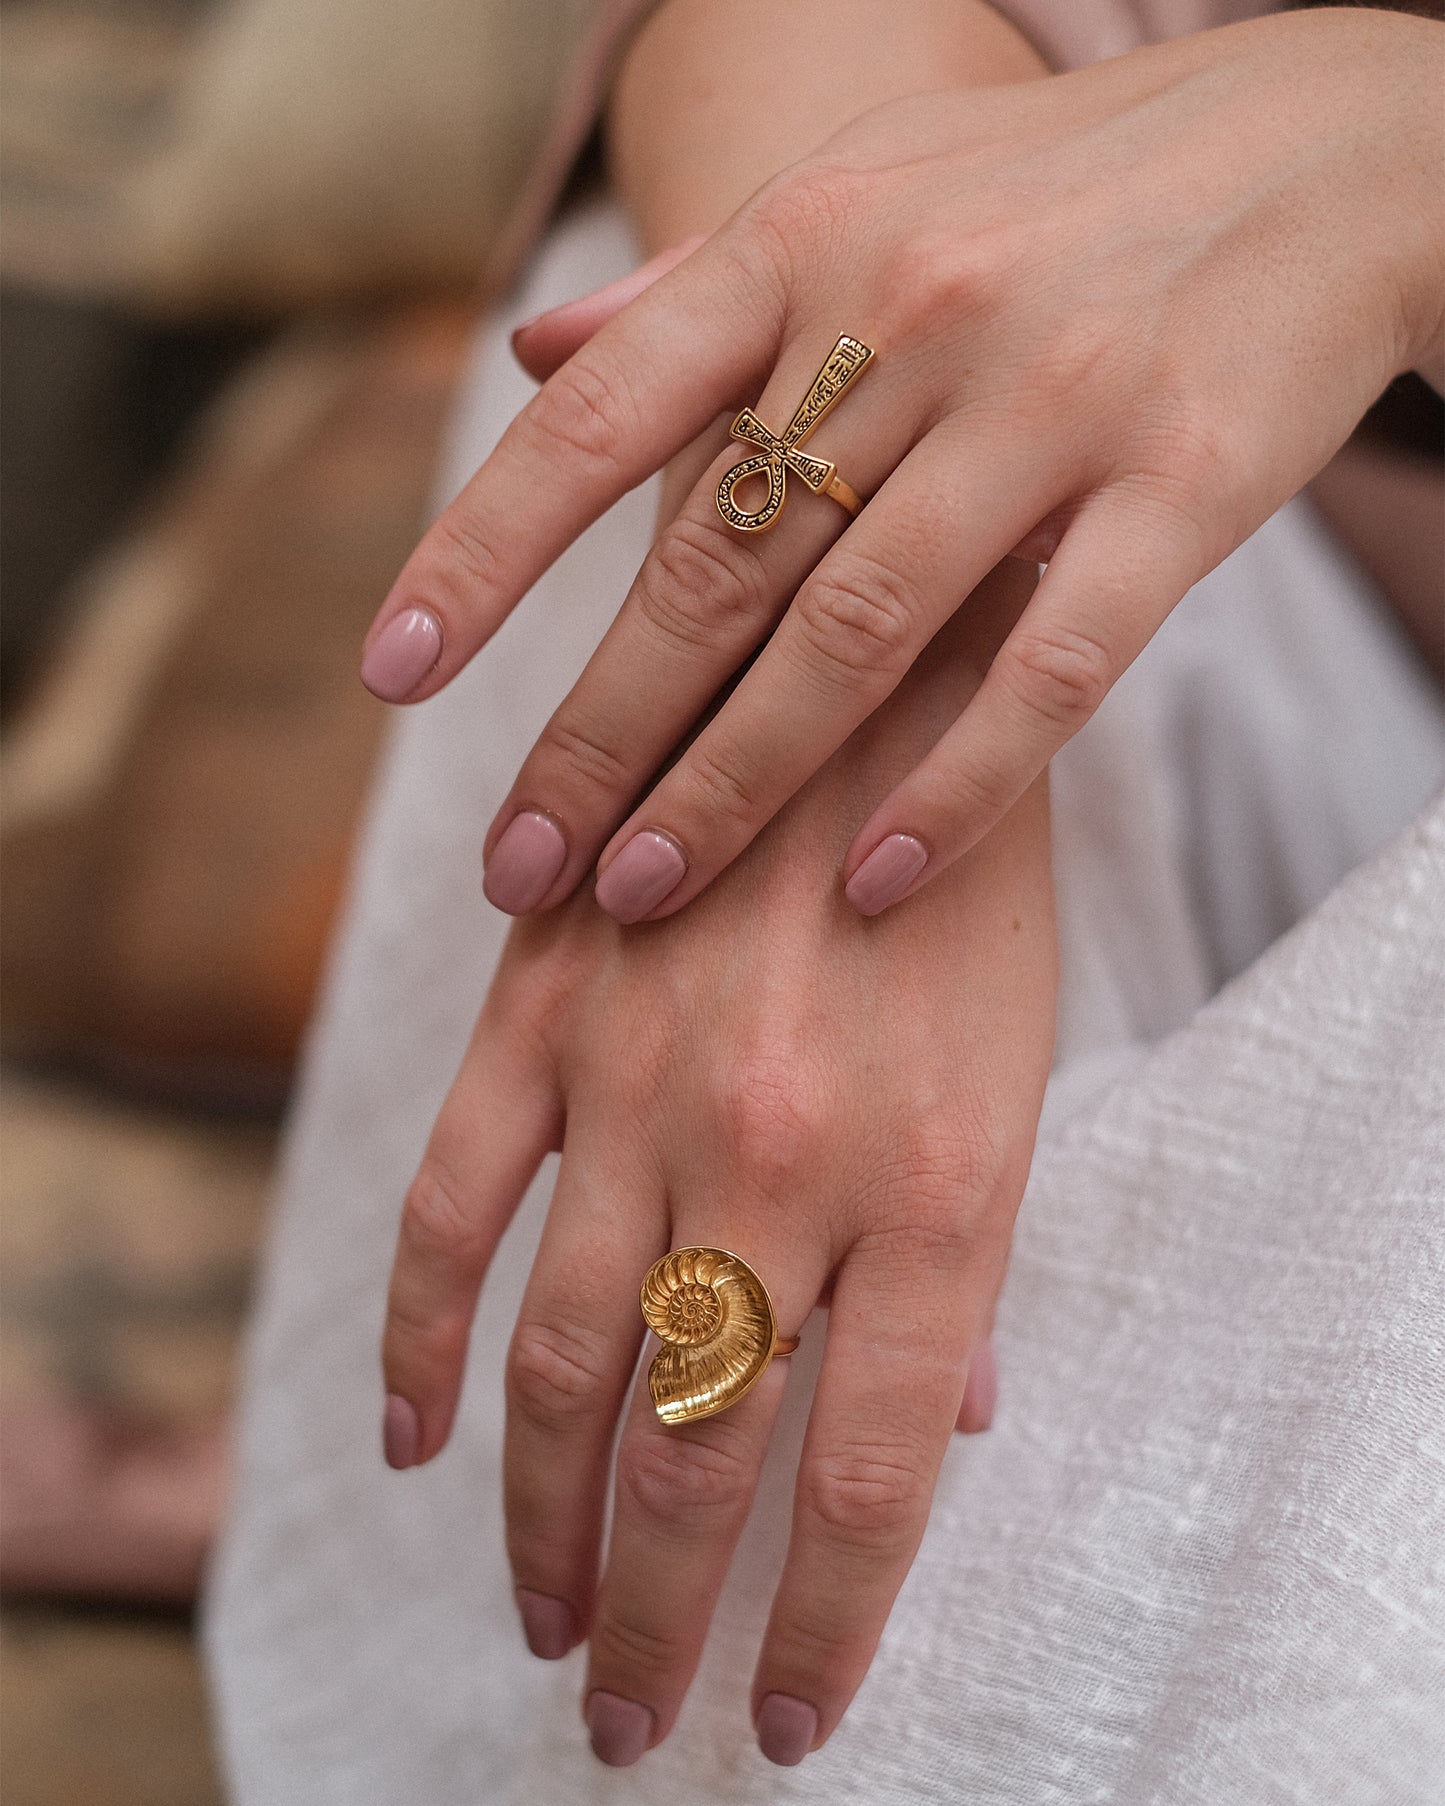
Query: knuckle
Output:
[[525, 355, 631, 475], [891, 226, 1023, 342], [1137, 399, 1230, 492], [589, 1607, 680, 1682], [802, 1444, 931, 1552], [999, 621, 1113, 731], [854, 1206, 978, 1280], [919, 745, 1011, 826], [717, 1046, 831, 1180], [765, 1609, 857, 1682], [616, 1427, 755, 1531], [383, 1278, 467, 1373], [636, 518, 773, 651], [430, 510, 506, 595], [748, 163, 857, 274], [679, 742, 764, 830], [507, 1317, 614, 1434], [877, 1117, 987, 1215], [533, 710, 634, 800], [793, 558, 919, 687], [400, 1156, 482, 1263]]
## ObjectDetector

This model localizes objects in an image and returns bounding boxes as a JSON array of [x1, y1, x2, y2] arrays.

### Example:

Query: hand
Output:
[[361, 7, 1443, 920], [378, 585, 1056, 1766]]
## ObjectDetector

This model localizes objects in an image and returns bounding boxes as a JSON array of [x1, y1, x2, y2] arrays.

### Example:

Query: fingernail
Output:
[[594, 831, 686, 924], [757, 1693, 818, 1766], [382, 1395, 419, 1469], [585, 1690, 654, 1767], [515, 1588, 577, 1660], [845, 834, 929, 916], [957, 1337, 998, 1435], [483, 811, 567, 914], [361, 607, 442, 701]]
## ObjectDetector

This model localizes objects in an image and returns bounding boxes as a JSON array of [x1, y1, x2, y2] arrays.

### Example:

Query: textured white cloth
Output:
[[206, 204, 1445, 1805]]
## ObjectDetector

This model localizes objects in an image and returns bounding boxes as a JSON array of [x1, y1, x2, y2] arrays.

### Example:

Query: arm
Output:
[[608, 0, 1046, 252]]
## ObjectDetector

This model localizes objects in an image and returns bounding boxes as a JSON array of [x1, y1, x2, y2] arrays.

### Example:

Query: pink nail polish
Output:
[[361, 607, 442, 702], [585, 1691, 653, 1767], [383, 1394, 419, 1469], [956, 1338, 998, 1435], [844, 834, 929, 916], [594, 831, 686, 924], [483, 811, 567, 914], [515, 1588, 577, 1660], [757, 1693, 818, 1766]]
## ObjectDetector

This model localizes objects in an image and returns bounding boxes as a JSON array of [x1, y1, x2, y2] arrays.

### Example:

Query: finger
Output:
[[590, 422, 1061, 922], [511, 237, 709, 383], [381, 1006, 561, 1469], [482, 334, 919, 915], [955, 1334, 998, 1435], [504, 1122, 666, 1662], [482, 448, 844, 916], [752, 1215, 1003, 1765], [841, 486, 1209, 913], [359, 235, 781, 704], [583, 1228, 827, 1767]]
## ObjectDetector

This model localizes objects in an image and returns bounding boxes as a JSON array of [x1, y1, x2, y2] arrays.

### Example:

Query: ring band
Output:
[[715, 334, 874, 534], [640, 1247, 798, 1425]]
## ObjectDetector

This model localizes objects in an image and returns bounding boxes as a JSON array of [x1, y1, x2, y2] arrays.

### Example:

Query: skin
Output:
[[382, 601, 1056, 1764], [374, 0, 1443, 1770], [380, 0, 1058, 1769], [362, 6, 1444, 923]]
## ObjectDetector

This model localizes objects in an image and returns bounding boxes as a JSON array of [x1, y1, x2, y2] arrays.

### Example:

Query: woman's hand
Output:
[[361, 7, 1443, 920], [378, 578, 1056, 1765]]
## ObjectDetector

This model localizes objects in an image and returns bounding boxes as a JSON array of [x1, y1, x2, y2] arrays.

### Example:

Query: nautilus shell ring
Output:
[[640, 1247, 800, 1426], [715, 334, 874, 533]]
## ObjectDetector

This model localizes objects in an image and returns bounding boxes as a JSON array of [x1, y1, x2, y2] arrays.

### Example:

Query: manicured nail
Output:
[[483, 811, 567, 914], [594, 830, 686, 923], [382, 1395, 419, 1469], [757, 1693, 818, 1767], [515, 1588, 577, 1660], [585, 1691, 653, 1767], [361, 607, 442, 701], [845, 834, 929, 916], [956, 1337, 998, 1435]]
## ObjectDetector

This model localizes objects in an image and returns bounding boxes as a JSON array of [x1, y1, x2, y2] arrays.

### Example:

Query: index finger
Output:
[[359, 237, 780, 703]]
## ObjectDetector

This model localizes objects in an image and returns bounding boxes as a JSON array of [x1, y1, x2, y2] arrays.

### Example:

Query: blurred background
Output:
[[0, 0, 590, 1796]]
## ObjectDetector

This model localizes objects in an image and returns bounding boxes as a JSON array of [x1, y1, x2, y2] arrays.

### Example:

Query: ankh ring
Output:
[[640, 1247, 800, 1425], [716, 334, 874, 534]]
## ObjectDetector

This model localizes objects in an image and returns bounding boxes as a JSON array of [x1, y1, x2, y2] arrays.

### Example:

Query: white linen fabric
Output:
[[205, 203, 1445, 1805]]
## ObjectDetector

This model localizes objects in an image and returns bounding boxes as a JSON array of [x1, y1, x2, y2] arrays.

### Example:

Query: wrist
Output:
[[607, 0, 1045, 251]]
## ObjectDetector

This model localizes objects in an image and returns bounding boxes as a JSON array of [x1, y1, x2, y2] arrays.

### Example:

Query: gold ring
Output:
[[715, 334, 874, 534], [640, 1247, 799, 1425]]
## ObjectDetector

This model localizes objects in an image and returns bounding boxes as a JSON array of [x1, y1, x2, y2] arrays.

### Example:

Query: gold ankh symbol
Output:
[[716, 334, 874, 533]]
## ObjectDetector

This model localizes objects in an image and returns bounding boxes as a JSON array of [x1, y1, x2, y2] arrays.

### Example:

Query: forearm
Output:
[[608, 0, 1047, 251]]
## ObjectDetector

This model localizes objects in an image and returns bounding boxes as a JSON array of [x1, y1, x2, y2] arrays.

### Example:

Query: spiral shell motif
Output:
[[640, 1247, 778, 1425]]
